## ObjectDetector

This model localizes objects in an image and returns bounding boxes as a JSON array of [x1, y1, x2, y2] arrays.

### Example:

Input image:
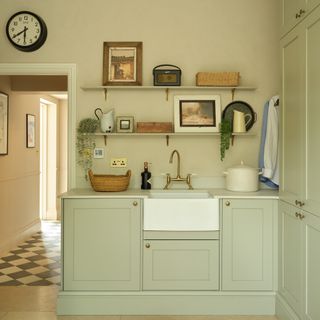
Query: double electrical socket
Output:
[[110, 158, 127, 168]]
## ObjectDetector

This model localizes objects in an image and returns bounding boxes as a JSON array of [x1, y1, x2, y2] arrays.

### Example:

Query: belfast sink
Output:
[[144, 190, 219, 231], [148, 189, 213, 199]]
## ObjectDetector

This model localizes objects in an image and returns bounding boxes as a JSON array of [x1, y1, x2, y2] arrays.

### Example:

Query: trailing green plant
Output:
[[76, 118, 99, 180], [220, 118, 232, 161]]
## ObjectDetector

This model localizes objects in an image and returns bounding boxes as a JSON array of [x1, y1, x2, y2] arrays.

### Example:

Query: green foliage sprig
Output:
[[76, 118, 99, 180], [220, 118, 232, 161]]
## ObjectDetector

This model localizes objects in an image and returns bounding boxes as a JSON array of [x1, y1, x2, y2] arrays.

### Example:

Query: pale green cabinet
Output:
[[282, 0, 320, 35], [278, 201, 303, 316], [279, 200, 320, 319], [281, 5, 320, 218], [221, 199, 277, 291], [62, 198, 141, 291], [143, 239, 219, 290]]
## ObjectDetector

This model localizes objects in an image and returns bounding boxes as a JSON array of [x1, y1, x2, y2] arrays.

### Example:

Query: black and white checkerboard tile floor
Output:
[[0, 221, 60, 286]]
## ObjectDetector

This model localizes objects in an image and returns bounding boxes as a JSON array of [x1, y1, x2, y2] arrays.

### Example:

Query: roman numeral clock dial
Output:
[[6, 11, 47, 52]]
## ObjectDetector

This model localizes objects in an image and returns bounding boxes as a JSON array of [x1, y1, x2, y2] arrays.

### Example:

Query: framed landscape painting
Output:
[[174, 95, 221, 132], [103, 42, 142, 86]]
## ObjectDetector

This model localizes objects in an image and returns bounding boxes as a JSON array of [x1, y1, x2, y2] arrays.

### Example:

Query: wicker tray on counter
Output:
[[88, 169, 131, 192]]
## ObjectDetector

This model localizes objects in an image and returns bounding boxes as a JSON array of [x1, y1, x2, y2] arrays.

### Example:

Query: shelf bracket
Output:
[[165, 88, 169, 101], [166, 135, 170, 146], [104, 88, 108, 102], [104, 135, 107, 146], [231, 88, 236, 101]]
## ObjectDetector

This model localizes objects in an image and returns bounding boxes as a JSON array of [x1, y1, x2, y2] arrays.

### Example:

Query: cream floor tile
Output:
[[120, 317, 278, 320], [36, 259, 56, 266], [1, 311, 56, 320], [0, 267, 21, 275], [0, 286, 58, 312], [27, 266, 49, 274], [58, 316, 121, 320], [0, 312, 7, 319], [18, 275, 42, 285], [18, 252, 37, 258], [9, 259, 30, 266]]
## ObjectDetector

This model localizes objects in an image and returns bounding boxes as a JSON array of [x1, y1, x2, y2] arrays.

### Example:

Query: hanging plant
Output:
[[220, 118, 232, 161], [76, 118, 99, 180]]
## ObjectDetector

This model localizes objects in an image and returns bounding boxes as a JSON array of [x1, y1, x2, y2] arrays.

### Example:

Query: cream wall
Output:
[[0, 0, 281, 188], [0, 76, 41, 255]]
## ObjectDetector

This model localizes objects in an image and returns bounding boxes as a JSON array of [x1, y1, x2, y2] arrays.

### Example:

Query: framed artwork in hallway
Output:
[[0, 92, 8, 155], [26, 114, 35, 148]]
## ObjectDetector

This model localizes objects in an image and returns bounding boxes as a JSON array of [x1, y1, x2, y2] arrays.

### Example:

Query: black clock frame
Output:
[[6, 11, 47, 52]]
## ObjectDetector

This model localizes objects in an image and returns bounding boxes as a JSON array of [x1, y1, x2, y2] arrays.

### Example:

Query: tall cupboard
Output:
[[279, 3, 320, 320]]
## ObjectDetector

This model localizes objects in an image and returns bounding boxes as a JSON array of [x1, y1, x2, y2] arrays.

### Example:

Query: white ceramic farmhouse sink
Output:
[[149, 189, 213, 199], [144, 190, 219, 231]]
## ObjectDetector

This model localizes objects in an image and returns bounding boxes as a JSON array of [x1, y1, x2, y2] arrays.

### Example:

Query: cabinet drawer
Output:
[[143, 240, 219, 290]]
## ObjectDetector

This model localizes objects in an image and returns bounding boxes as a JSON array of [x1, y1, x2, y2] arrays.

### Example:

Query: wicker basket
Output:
[[196, 72, 240, 87], [88, 169, 131, 192]]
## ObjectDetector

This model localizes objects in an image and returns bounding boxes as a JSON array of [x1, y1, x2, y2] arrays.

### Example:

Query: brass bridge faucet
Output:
[[164, 149, 193, 189]]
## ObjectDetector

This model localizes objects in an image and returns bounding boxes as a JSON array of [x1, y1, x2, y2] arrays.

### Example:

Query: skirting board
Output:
[[57, 291, 276, 315], [275, 293, 301, 320]]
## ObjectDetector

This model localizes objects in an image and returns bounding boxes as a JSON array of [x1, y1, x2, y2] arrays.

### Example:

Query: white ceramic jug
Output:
[[94, 108, 114, 133], [233, 110, 252, 133]]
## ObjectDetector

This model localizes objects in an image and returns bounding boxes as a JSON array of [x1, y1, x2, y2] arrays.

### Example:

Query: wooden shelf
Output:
[[85, 132, 255, 146], [81, 85, 257, 101]]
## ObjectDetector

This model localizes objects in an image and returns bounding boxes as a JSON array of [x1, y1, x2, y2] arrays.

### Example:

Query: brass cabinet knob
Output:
[[300, 201, 305, 207], [295, 200, 299, 205], [296, 12, 301, 18], [225, 201, 230, 206], [299, 213, 305, 220], [295, 212, 300, 218], [299, 9, 306, 15], [145, 243, 150, 248], [133, 201, 138, 207]]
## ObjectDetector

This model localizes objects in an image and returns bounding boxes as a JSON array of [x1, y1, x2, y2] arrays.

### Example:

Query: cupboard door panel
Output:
[[63, 198, 141, 291], [222, 199, 276, 291], [143, 240, 219, 290]]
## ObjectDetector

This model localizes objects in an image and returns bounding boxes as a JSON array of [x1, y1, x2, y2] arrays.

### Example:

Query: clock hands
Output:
[[12, 26, 28, 39]]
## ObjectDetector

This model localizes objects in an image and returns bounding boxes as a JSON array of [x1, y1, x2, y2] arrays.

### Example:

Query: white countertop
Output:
[[60, 188, 279, 199]]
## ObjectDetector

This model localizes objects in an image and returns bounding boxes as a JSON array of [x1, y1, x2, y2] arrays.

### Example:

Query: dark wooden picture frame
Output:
[[0, 92, 9, 155], [26, 114, 36, 148], [103, 42, 142, 86]]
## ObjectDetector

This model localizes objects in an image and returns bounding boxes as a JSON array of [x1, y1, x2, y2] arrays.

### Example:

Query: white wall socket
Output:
[[110, 158, 127, 168]]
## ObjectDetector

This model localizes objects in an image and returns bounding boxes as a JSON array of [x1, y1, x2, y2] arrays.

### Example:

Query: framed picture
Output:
[[93, 148, 105, 159], [0, 92, 9, 155], [26, 114, 35, 148], [174, 95, 221, 132], [103, 42, 142, 86], [116, 116, 134, 133]]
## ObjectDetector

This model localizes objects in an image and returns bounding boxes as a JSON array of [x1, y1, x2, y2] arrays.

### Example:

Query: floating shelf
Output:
[[81, 85, 257, 101], [84, 132, 255, 146]]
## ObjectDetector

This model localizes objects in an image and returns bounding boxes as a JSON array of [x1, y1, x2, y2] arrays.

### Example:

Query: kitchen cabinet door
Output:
[[282, 0, 306, 35], [304, 8, 320, 217], [278, 201, 303, 317], [280, 26, 306, 207], [62, 198, 141, 291], [143, 240, 219, 290], [302, 211, 320, 320], [221, 199, 277, 291]]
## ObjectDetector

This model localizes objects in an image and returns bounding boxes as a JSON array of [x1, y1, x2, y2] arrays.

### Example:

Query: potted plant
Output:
[[76, 118, 99, 179], [220, 118, 232, 161]]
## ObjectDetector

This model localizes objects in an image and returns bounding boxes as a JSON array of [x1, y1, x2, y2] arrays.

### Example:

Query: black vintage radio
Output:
[[153, 64, 181, 86]]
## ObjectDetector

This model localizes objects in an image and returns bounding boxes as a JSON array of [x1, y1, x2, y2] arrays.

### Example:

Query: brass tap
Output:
[[164, 149, 193, 189]]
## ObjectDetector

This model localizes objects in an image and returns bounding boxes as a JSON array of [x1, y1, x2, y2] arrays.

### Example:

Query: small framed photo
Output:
[[103, 42, 142, 86], [116, 116, 134, 133], [0, 92, 9, 155], [26, 114, 36, 148], [93, 148, 105, 159], [174, 95, 221, 133]]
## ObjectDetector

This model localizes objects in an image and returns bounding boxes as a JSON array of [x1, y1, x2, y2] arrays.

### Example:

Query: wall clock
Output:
[[6, 11, 47, 52]]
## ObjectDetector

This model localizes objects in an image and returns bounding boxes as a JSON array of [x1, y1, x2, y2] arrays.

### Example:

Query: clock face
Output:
[[6, 11, 47, 52]]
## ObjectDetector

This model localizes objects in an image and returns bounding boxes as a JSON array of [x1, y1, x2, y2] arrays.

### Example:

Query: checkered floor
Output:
[[0, 221, 60, 286]]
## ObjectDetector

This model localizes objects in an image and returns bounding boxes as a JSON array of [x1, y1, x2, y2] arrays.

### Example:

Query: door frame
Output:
[[0, 63, 76, 189]]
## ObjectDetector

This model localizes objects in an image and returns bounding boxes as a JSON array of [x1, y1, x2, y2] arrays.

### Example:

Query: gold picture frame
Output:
[[103, 42, 142, 86]]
